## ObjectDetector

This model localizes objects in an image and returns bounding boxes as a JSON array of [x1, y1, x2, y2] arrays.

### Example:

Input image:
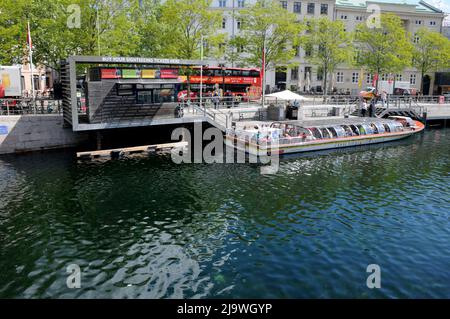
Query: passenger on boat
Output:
[[344, 126, 353, 136], [298, 132, 307, 142]]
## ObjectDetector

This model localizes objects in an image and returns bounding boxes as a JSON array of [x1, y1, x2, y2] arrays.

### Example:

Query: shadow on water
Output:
[[0, 128, 448, 298]]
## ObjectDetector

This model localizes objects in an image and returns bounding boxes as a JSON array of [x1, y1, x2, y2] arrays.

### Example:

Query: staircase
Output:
[[351, 105, 424, 122]]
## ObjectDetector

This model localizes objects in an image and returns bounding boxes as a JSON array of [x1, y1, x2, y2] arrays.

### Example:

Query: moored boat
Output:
[[225, 116, 425, 155]]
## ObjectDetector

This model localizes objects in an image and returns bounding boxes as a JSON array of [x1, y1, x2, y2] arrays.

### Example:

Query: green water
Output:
[[0, 128, 449, 298]]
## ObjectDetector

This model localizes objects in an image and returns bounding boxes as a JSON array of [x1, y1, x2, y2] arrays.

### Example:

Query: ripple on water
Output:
[[0, 129, 449, 298]]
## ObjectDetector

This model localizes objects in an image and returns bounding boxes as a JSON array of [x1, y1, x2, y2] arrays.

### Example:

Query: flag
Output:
[[372, 73, 378, 87], [27, 21, 32, 50]]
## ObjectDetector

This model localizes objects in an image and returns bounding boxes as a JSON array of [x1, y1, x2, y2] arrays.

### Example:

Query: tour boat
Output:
[[225, 116, 425, 155]]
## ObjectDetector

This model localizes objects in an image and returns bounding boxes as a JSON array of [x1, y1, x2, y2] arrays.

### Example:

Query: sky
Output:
[[426, 0, 450, 24]]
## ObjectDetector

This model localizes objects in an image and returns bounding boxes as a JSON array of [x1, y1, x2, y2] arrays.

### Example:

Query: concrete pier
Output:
[[0, 115, 88, 155]]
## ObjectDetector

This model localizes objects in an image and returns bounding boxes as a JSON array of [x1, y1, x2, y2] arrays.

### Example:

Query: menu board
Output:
[[122, 69, 141, 79]]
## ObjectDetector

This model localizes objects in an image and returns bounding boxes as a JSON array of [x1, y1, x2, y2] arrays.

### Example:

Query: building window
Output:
[[304, 66, 311, 79], [304, 45, 312, 57], [415, 20, 422, 25], [307, 3, 315, 14], [320, 4, 328, 15], [295, 46, 300, 57], [237, 0, 245, 8], [222, 18, 226, 29], [340, 15, 347, 20], [219, 0, 227, 7], [317, 69, 323, 81], [429, 21, 436, 26], [293, 2, 301, 13], [291, 67, 299, 80], [396, 74, 403, 81], [366, 73, 372, 84], [336, 72, 344, 83], [410, 74, 416, 85], [33, 75, 40, 90], [413, 34, 419, 43], [352, 72, 359, 83], [280, 1, 287, 9], [356, 16, 364, 21], [237, 19, 241, 29]]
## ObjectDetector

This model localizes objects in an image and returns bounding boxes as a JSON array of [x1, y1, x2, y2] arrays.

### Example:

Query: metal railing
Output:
[[0, 98, 63, 116]]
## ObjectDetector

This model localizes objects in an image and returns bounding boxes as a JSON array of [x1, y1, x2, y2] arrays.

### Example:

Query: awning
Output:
[[265, 90, 307, 101]]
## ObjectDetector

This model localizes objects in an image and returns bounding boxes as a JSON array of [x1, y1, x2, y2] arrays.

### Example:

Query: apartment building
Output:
[[210, 0, 446, 94]]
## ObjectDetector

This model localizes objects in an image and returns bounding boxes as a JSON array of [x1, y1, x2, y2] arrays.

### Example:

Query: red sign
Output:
[[160, 69, 179, 79], [189, 76, 256, 85], [101, 68, 121, 79]]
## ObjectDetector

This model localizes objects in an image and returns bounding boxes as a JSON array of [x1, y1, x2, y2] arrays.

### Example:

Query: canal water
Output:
[[0, 128, 449, 298]]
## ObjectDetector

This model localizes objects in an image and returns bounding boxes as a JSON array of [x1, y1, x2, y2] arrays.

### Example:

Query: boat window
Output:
[[328, 127, 338, 138], [361, 124, 374, 135], [370, 123, 379, 134], [342, 125, 354, 136], [333, 126, 346, 137], [374, 123, 385, 133], [383, 123, 391, 132], [321, 128, 332, 139], [357, 125, 366, 135], [349, 125, 360, 135], [391, 122, 404, 132], [309, 127, 323, 139]]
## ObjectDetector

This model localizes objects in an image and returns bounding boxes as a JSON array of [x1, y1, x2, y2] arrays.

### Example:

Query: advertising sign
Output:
[[101, 68, 121, 79], [122, 69, 141, 79], [160, 69, 179, 79], [0, 66, 22, 97], [0, 125, 8, 135], [141, 69, 159, 79]]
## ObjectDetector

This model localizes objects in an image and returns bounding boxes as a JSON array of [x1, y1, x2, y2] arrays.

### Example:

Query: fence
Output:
[[0, 98, 62, 116]]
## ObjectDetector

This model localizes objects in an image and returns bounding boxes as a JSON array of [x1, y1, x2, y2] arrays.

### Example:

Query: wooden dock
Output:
[[77, 141, 188, 160]]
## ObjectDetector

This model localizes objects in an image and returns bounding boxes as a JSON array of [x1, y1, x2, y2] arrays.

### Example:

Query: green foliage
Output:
[[301, 17, 353, 94], [159, 0, 223, 60], [412, 27, 450, 91], [354, 13, 413, 81], [236, 0, 303, 69]]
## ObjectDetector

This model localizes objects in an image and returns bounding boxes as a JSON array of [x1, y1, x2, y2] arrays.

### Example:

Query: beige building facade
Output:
[[211, 0, 446, 94]]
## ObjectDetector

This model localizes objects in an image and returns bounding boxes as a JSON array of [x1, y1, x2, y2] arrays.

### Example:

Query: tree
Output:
[[236, 0, 303, 72], [159, 0, 223, 59], [412, 27, 450, 94], [0, 0, 147, 70], [354, 13, 413, 92], [301, 17, 353, 95]]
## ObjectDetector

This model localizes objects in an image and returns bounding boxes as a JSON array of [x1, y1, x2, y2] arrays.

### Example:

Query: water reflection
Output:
[[0, 129, 449, 298]]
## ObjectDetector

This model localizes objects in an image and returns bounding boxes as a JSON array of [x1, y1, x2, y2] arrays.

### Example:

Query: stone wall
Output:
[[0, 114, 88, 155]]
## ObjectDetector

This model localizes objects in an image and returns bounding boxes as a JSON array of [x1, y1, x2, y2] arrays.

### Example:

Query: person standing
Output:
[[369, 98, 376, 117], [360, 99, 367, 117], [381, 90, 387, 107]]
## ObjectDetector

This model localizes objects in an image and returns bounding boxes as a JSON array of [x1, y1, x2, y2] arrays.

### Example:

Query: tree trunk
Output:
[[420, 69, 425, 95]]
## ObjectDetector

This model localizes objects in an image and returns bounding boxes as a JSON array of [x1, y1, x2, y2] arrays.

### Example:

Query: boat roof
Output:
[[388, 116, 413, 120], [272, 117, 400, 128]]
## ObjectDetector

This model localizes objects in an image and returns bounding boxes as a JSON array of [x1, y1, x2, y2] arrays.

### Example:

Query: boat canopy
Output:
[[269, 118, 411, 140]]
